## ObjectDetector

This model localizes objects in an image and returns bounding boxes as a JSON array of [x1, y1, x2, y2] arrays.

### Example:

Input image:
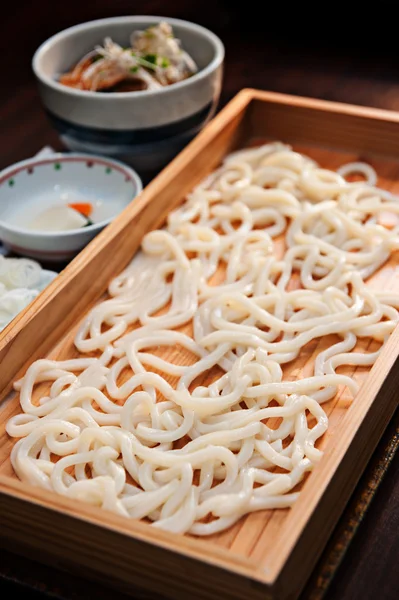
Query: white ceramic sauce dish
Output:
[[32, 16, 225, 173], [0, 153, 142, 261]]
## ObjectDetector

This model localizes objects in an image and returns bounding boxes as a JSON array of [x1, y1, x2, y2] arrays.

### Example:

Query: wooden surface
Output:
[[1, 3, 399, 599], [1, 91, 399, 600]]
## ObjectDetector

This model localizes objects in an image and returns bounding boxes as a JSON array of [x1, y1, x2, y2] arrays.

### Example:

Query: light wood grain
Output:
[[1, 90, 399, 600]]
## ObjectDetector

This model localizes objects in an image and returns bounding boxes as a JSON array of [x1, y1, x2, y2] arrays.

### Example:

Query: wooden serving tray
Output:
[[1, 89, 399, 600]]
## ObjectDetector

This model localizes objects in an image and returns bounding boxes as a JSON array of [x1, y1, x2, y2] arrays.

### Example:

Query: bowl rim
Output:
[[0, 152, 143, 238], [32, 15, 225, 100]]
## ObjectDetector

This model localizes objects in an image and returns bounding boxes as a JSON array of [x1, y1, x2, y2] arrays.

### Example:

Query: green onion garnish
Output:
[[143, 54, 157, 65]]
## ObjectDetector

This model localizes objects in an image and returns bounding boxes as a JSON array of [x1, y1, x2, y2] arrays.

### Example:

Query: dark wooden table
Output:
[[1, 3, 399, 599]]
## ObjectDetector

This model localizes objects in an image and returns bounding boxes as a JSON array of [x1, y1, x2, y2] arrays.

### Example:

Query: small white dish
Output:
[[0, 153, 142, 261], [37, 268, 58, 290]]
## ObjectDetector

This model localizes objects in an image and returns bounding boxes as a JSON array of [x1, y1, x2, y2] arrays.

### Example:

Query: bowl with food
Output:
[[0, 153, 142, 261], [32, 16, 225, 173]]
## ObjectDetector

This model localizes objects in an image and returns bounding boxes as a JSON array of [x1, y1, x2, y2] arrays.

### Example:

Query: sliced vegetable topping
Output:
[[68, 202, 93, 217], [59, 22, 198, 92]]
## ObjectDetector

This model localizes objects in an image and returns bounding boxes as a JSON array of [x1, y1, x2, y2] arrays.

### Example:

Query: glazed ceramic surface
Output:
[[0, 153, 142, 261], [32, 16, 224, 171]]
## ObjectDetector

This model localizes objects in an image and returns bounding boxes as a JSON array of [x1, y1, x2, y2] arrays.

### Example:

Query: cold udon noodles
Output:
[[6, 143, 399, 535]]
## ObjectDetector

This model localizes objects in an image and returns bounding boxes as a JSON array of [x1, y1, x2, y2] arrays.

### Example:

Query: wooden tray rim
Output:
[[1, 88, 399, 594]]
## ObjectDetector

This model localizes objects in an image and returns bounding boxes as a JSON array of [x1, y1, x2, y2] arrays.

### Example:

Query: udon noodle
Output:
[[6, 143, 399, 535]]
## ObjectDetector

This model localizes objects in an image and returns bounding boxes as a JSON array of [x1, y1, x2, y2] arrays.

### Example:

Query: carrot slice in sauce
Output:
[[68, 202, 93, 217]]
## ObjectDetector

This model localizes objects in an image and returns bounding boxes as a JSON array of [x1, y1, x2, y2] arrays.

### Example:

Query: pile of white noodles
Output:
[[6, 143, 399, 536], [0, 256, 44, 331]]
